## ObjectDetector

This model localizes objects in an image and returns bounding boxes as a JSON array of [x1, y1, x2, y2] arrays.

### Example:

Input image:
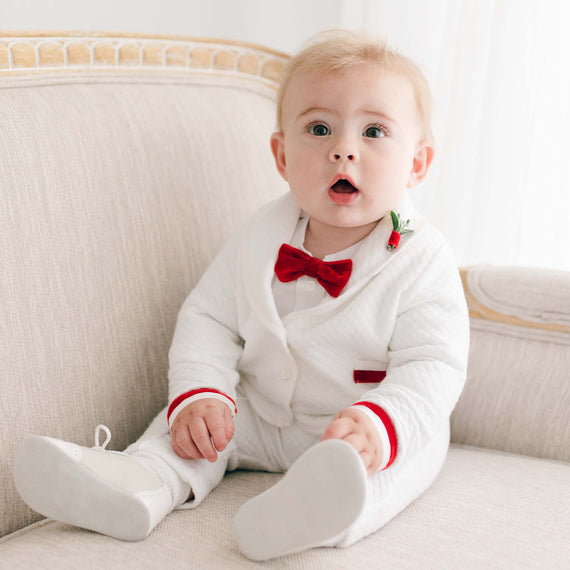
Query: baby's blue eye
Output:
[[365, 126, 385, 138], [309, 123, 330, 136]]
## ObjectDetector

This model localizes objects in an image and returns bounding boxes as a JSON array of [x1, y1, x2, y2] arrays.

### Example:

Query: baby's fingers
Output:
[[190, 416, 218, 462], [358, 448, 375, 476], [224, 406, 235, 442], [172, 424, 201, 460], [320, 415, 353, 442], [204, 408, 233, 455]]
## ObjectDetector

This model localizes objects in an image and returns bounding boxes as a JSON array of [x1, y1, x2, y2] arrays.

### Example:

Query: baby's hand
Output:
[[171, 398, 234, 462], [320, 407, 382, 475]]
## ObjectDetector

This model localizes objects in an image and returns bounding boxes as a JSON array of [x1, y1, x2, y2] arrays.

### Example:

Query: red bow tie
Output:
[[274, 244, 352, 298]]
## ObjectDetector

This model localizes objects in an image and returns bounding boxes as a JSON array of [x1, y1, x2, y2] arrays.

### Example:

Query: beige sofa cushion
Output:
[[1, 445, 568, 569]]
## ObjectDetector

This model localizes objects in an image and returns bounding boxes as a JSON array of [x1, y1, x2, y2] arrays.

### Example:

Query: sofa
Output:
[[0, 32, 568, 569]]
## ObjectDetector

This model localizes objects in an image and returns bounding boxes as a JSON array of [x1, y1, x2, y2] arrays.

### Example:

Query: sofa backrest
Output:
[[453, 265, 570, 462], [0, 32, 288, 537]]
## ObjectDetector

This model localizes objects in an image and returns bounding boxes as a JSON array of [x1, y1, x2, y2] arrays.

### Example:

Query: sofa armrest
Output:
[[452, 264, 570, 462]]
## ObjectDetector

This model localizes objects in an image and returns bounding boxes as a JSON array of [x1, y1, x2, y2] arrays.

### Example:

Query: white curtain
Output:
[[340, 0, 570, 271]]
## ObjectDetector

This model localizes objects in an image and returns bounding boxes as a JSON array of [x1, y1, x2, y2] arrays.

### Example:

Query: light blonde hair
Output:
[[276, 29, 434, 143]]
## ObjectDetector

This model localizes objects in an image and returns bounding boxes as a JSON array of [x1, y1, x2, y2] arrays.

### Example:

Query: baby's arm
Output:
[[167, 237, 243, 452], [349, 242, 469, 471], [171, 398, 235, 462], [324, 240, 469, 476], [320, 407, 382, 475]]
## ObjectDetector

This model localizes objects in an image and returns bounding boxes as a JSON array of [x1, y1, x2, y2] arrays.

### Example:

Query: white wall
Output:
[[1, 0, 344, 54]]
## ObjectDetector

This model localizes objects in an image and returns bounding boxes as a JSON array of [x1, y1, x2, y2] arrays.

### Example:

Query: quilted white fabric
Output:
[[168, 192, 470, 468]]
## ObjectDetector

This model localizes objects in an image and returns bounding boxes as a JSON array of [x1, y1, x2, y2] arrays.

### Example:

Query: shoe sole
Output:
[[233, 439, 368, 560], [14, 436, 152, 541]]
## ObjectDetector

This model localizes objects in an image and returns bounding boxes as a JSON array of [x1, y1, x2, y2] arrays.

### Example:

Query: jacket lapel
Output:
[[348, 192, 419, 289], [239, 192, 301, 339], [238, 190, 423, 329]]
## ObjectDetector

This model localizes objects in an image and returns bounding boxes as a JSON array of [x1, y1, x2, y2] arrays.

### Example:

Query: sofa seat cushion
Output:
[[1, 444, 568, 569]]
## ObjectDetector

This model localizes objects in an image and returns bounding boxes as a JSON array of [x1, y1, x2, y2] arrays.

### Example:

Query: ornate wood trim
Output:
[[0, 31, 289, 87]]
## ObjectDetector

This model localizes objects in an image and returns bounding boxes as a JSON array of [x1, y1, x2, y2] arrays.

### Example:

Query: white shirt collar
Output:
[[290, 214, 365, 261]]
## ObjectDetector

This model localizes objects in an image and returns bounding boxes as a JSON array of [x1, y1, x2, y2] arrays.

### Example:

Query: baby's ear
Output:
[[270, 132, 288, 181], [407, 141, 434, 188]]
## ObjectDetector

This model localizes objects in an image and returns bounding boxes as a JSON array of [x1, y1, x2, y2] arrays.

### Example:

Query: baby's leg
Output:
[[14, 408, 232, 541], [233, 421, 449, 560], [124, 407, 231, 510], [336, 421, 450, 548], [234, 438, 367, 561]]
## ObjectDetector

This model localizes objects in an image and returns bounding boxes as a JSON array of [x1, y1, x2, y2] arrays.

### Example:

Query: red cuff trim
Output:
[[167, 388, 237, 422], [353, 370, 386, 383], [353, 401, 397, 469]]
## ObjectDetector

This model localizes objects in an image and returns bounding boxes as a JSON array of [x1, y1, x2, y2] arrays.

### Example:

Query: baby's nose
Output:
[[329, 141, 359, 162], [331, 152, 356, 161]]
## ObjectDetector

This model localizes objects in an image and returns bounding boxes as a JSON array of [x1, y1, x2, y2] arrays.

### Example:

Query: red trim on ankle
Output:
[[167, 389, 237, 422], [353, 401, 397, 469]]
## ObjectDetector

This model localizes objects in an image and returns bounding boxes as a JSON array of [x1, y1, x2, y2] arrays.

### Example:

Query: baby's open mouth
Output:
[[328, 177, 359, 205], [331, 179, 358, 194]]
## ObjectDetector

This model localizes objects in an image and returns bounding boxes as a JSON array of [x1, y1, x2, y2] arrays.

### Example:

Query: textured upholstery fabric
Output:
[[1, 445, 568, 569], [1, 70, 287, 536], [452, 266, 570, 461]]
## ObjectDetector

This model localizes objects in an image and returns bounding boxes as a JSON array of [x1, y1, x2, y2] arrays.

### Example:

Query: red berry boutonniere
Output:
[[387, 211, 413, 251]]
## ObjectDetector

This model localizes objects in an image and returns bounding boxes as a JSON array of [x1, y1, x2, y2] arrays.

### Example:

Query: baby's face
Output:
[[271, 64, 432, 233]]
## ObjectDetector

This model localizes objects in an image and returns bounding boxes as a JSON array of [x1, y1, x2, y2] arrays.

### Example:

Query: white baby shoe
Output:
[[233, 439, 368, 561], [14, 425, 173, 541]]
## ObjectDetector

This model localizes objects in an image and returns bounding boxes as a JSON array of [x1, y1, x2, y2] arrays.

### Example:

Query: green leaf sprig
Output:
[[390, 211, 413, 235]]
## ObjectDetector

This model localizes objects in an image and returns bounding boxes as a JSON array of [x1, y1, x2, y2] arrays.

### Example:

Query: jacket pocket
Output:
[[353, 360, 387, 384], [353, 370, 386, 383]]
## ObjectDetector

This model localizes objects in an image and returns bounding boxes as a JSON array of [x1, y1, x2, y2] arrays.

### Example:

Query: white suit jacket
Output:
[[167, 192, 470, 468]]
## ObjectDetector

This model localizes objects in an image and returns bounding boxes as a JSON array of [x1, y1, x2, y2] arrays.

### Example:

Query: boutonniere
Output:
[[387, 211, 413, 251]]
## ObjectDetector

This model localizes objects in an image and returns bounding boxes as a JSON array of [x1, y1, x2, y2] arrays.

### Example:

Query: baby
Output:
[[14, 30, 470, 560]]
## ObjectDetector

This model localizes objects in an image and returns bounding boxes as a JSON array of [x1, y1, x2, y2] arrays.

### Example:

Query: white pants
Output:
[[125, 390, 450, 547]]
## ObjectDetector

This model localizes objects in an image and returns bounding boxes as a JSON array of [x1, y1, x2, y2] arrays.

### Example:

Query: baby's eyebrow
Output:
[[296, 106, 397, 126], [361, 109, 396, 125], [297, 106, 333, 119]]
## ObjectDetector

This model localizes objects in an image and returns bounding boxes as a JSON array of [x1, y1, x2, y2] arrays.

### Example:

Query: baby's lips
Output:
[[331, 180, 358, 193], [327, 187, 359, 204], [330, 173, 358, 190]]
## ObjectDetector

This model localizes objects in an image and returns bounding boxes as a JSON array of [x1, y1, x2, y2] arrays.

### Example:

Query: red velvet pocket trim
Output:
[[353, 370, 387, 383]]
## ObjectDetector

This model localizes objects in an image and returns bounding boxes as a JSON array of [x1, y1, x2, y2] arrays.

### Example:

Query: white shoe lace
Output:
[[94, 424, 112, 450]]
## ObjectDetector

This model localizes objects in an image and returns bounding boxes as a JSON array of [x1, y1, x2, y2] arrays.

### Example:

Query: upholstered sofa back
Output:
[[1, 32, 569, 540], [0, 32, 288, 537]]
